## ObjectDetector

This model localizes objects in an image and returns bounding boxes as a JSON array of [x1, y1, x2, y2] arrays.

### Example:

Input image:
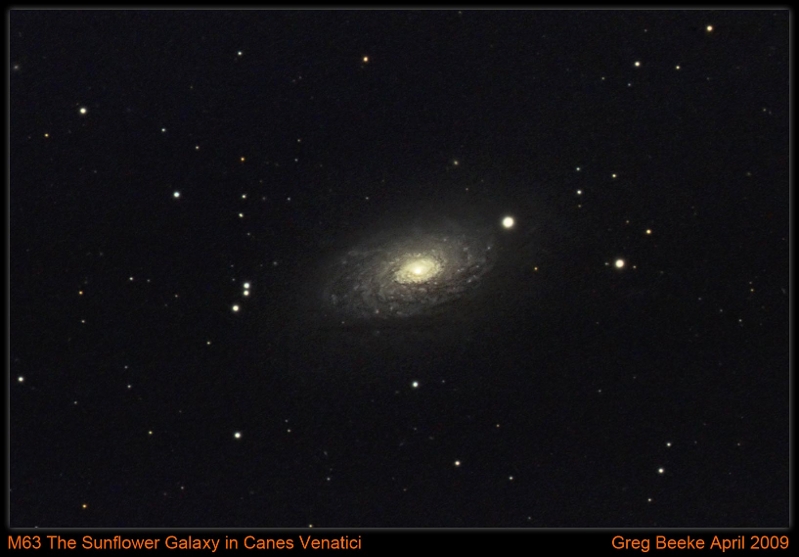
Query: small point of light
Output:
[[234, 432, 242, 439], [79, 107, 88, 115], [509, 476, 514, 481], [362, 55, 369, 63], [411, 381, 419, 388], [634, 61, 641, 67], [238, 213, 244, 218], [148, 430, 153, 435], [666, 442, 672, 447], [237, 51, 243, 56], [658, 467, 665, 474], [161, 127, 167, 133], [576, 189, 583, 195], [243, 282, 250, 289], [243, 290, 250, 297], [18, 376, 24, 383], [502, 216, 515, 229], [452, 159, 459, 166], [173, 191, 180, 198], [82, 503, 88, 509], [195, 145, 200, 150], [675, 65, 681, 70], [611, 173, 618, 179], [232, 304, 240, 312], [454, 460, 461, 467], [706, 25, 713, 32], [44, 133, 49, 138], [240, 156, 246, 162], [615, 259, 625, 269], [645, 229, 652, 235]]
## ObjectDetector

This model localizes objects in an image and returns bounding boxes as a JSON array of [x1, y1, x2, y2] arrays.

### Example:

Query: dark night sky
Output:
[[10, 10, 788, 528]]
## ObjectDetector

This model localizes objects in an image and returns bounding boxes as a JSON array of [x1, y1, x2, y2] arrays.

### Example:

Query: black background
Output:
[[10, 9, 788, 529]]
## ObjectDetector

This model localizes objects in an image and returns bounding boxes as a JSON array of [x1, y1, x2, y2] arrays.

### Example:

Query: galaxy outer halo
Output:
[[322, 219, 496, 322]]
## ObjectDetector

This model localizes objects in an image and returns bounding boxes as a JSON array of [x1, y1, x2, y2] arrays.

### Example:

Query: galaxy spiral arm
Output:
[[321, 217, 497, 322]]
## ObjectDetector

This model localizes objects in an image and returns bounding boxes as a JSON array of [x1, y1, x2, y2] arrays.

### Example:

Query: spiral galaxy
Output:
[[322, 217, 497, 322]]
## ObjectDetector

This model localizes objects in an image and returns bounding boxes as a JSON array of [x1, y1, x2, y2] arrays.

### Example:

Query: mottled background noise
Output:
[[10, 10, 788, 528]]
